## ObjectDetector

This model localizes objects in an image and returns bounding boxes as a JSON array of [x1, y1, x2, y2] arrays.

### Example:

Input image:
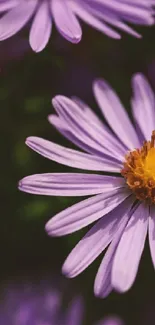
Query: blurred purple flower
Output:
[[0, 276, 111, 325], [0, 277, 84, 325], [19, 73, 155, 297], [0, 0, 154, 52], [98, 317, 124, 325]]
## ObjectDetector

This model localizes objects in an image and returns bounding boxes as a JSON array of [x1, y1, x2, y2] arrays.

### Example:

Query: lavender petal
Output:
[[131, 73, 155, 141], [26, 136, 122, 172], [45, 188, 130, 236], [94, 197, 134, 298], [19, 173, 125, 197], [0, 0, 37, 40], [51, 0, 82, 43], [29, 1, 52, 52], [112, 203, 148, 293], [93, 78, 140, 150], [62, 196, 133, 278]]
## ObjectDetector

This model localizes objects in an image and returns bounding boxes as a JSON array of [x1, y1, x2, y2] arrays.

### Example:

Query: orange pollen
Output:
[[121, 130, 155, 203]]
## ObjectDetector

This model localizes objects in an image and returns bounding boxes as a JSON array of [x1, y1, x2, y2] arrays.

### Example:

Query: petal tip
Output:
[[70, 33, 82, 44], [25, 136, 33, 145], [52, 95, 63, 107], [112, 272, 131, 294], [45, 220, 51, 234], [62, 262, 73, 278], [45, 220, 57, 237], [18, 179, 23, 191]]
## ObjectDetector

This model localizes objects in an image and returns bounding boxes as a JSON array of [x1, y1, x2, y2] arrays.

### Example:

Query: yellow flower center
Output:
[[121, 130, 155, 203]]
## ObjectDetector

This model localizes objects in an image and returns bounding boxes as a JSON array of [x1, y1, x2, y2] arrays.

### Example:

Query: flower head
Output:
[[0, 0, 154, 52], [19, 73, 155, 297]]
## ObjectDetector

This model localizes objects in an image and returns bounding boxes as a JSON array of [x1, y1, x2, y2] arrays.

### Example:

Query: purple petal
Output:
[[93, 79, 140, 150], [65, 296, 84, 325], [0, 0, 19, 12], [52, 95, 125, 160], [112, 203, 148, 292], [26, 136, 122, 172], [88, 0, 154, 26], [94, 197, 134, 298], [72, 96, 103, 123], [70, 1, 121, 39], [131, 73, 155, 141], [149, 205, 155, 269], [45, 188, 130, 236], [0, 0, 37, 40], [90, 8, 141, 38], [48, 113, 125, 164], [51, 0, 82, 43], [19, 173, 125, 197], [62, 196, 133, 278], [29, 1, 52, 52]]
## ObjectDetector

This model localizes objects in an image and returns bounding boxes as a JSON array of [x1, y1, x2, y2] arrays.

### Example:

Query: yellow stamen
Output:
[[121, 130, 155, 203]]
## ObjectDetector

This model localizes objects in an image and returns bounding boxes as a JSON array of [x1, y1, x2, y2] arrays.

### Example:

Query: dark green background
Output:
[[1, 22, 155, 324]]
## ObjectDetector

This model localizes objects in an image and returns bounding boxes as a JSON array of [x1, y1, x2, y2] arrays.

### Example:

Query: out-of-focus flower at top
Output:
[[0, 0, 154, 52], [19, 73, 155, 297]]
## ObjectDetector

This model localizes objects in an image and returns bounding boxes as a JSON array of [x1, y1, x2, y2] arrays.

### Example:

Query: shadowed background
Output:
[[0, 22, 155, 324]]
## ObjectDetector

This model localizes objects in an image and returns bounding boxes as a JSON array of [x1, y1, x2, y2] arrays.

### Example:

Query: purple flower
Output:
[[0, 277, 84, 325], [0, 275, 110, 325], [19, 73, 155, 297], [0, 0, 154, 52]]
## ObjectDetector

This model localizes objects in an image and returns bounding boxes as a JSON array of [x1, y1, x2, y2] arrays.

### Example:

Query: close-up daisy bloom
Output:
[[19, 73, 155, 298], [0, 0, 154, 52]]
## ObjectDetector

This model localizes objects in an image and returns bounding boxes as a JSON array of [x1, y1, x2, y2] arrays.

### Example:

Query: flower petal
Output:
[[19, 173, 125, 197], [112, 203, 148, 292], [93, 79, 140, 150], [51, 0, 82, 43], [131, 73, 155, 141], [45, 188, 130, 236], [88, 0, 154, 26], [0, 0, 37, 40], [149, 205, 155, 269], [30, 0, 52, 52], [49, 113, 125, 164], [52, 95, 125, 160], [62, 196, 133, 278], [26, 136, 122, 172], [91, 9, 141, 38], [70, 1, 121, 39], [65, 296, 84, 325], [0, 0, 19, 12], [94, 198, 134, 298]]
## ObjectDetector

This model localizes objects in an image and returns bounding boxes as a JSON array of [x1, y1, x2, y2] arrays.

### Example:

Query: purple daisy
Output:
[[19, 73, 155, 297], [0, 0, 154, 52]]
